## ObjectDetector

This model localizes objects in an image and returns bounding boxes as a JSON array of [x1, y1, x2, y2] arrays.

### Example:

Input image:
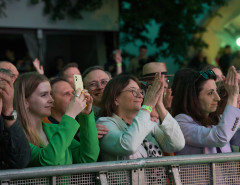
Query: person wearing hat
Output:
[[140, 62, 175, 156], [140, 62, 173, 110]]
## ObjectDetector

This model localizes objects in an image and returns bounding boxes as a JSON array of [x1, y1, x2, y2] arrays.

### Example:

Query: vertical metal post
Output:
[[131, 169, 138, 185], [211, 163, 216, 185], [51, 176, 56, 185], [97, 172, 108, 185], [171, 166, 182, 185], [138, 169, 145, 185], [131, 169, 145, 185]]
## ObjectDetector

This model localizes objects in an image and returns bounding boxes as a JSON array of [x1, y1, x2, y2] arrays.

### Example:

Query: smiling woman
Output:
[[171, 67, 240, 155], [97, 74, 185, 161], [14, 72, 99, 167]]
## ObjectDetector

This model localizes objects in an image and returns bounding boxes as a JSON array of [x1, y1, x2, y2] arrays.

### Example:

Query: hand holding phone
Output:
[[73, 74, 84, 91]]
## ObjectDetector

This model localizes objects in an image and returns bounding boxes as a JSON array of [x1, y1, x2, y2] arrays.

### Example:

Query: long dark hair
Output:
[[99, 74, 140, 117], [171, 69, 218, 126]]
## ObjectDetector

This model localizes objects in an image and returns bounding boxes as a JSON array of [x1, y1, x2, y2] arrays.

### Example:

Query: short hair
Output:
[[139, 45, 147, 50], [59, 63, 79, 77], [225, 45, 231, 49], [50, 77, 69, 87], [82, 66, 111, 80], [99, 74, 140, 117], [171, 69, 218, 126]]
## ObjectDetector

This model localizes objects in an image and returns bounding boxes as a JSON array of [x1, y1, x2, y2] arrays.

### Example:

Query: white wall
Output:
[[0, 0, 119, 31]]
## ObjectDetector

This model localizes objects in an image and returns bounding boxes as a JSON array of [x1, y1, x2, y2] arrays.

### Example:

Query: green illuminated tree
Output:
[[120, 0, 227, 65]]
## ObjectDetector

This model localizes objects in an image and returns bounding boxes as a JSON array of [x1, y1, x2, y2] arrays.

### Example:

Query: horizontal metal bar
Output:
[[0, 153, 240, 180]]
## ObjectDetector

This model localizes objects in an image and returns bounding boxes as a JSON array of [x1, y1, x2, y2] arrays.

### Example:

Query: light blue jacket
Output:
[[175, 104, 240, 155], [97, 110, 185, 161]]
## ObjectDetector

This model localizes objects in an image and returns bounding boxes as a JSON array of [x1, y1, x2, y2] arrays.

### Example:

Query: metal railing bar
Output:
[[0, 153, 240, 180]]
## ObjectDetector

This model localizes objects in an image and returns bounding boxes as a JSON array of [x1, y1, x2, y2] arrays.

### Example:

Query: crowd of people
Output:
[[1, 44, 240, 170]]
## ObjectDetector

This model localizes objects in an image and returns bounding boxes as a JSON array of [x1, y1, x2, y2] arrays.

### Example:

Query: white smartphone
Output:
[[73, 74, 84, 91]]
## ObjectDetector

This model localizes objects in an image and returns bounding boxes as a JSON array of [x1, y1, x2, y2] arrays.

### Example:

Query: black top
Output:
[[0, 117, 31, 169]]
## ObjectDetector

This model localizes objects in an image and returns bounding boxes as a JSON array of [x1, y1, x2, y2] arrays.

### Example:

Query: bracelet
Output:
[[141, 105, 152, 113], [117, 63, 122, 67]]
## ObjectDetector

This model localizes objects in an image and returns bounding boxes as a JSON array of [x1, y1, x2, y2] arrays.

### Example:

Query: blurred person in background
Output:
[[188, 50, 208, 71], [59, 63, 81, 88], [129, 45, 148, 77], [104, 49, 125, 77], [202, 64, 225, 82], [219, 45, 232, 76]]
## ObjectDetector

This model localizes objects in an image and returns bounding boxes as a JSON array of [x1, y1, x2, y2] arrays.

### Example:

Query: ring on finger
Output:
[[74, 94, 80, 97]]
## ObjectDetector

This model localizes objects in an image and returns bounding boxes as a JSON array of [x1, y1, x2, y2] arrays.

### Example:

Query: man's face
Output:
[[83, 70, 110, 107], [63, 67, 81, 88], [0, 62, 19, 82], [51, 81, 74, 116], [139, 48, 147, 58]]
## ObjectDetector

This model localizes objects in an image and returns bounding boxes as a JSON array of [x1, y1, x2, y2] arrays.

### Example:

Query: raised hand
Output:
[[156, 75, 168, 121], [0, 72, 14, 116], [224, 66, 239, 107], [163, 88, 173, 109], [143, 73, 162, 109], [80, 90, 93, 115], [33, 58, 44, 75], [65, 88, 87, 118]]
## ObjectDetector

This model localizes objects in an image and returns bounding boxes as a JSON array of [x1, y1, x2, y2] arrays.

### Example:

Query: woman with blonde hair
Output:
[[14, 72, 99, 167]]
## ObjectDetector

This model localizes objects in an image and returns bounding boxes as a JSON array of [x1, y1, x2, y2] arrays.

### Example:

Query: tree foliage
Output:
[[120, 0, 227, 65], [30, 0, 103, 20]]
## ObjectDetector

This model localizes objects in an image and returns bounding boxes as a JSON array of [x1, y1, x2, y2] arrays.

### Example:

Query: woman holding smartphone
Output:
[[14, 72, 99, 167]]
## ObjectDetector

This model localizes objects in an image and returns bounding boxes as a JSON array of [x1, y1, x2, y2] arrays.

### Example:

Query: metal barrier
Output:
[[1, 153, 240, 185]]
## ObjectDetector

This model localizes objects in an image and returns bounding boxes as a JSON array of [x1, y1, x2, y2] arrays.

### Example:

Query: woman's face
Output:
[[26, 81, 54, 118], [212, 68, 225, 82], [116, 79, 143, 112], [198, 79, 220, 116]]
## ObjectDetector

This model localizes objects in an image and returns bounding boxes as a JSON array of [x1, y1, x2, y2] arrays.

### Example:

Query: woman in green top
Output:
[[14, 72, 99, 167]]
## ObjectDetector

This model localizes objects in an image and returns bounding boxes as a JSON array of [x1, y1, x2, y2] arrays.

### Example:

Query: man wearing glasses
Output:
[[82, 66, 111, 138]]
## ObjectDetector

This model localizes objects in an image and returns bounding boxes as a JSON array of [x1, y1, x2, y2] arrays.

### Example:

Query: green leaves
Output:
[[33, 0, 103, 20], [120, 0, 228, 65]]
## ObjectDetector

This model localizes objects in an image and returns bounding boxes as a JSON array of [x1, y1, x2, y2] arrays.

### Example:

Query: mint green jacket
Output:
[[28, 111, 99, 167]]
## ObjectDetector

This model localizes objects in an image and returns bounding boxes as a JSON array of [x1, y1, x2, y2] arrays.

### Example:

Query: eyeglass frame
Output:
[[87, 79, 109, 90], [121, 87, 145, 98]]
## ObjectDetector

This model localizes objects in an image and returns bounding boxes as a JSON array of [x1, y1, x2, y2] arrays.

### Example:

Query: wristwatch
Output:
[[2, 110, 17, 120]]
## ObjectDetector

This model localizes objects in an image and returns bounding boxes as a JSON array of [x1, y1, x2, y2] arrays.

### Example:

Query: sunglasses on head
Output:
[[199, 69, 216, 80]]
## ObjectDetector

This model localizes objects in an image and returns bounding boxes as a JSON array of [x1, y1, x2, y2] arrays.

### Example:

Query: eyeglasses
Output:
[[199, 69, 216, 80], [88, 79, 109, 90], [121, 88, 145, 98]]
